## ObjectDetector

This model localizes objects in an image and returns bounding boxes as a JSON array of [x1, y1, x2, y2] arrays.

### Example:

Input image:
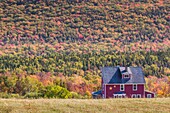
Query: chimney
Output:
[[125, 66, 128, 72]]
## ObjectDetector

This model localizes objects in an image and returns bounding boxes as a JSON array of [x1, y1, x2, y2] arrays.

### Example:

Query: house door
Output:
[[113, 94, 126, 98]]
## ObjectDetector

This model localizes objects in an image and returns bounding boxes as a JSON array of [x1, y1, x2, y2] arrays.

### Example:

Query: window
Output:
[[147, 94, 151, 98], [132, 94, 141, 98], [124, 75, 129, 78], [118, 95, 122, 98], [113, 95, 126, 98], [120, 84, 124, 91], [137, 94, 141, 98], [114, 95, 117, 98], [132, 94, 136, 98], [133, 84, 137, 91]]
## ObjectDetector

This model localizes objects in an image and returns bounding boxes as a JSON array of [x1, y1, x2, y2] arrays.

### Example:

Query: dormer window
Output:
[[124, 75, 129, 78], [123, 74, 131, 79]]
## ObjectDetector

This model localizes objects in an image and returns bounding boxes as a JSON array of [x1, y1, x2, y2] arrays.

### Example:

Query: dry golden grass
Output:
[[0, 98, 170, 113]]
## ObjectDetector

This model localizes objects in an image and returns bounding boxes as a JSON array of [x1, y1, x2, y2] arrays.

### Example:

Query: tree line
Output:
[[0, 49, 169, 77], [0, 49, 169, 98]]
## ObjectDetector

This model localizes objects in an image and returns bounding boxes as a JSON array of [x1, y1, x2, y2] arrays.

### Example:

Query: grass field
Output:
[[0, 98, 170, 113]]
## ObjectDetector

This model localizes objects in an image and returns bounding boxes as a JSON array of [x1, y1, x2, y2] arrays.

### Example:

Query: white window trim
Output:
[[132, 94, 136, 98], [120, 84, 124, 91], [137, 94, 141, 98], [133, 84, 137, 91], [147, 94, 151, 98], [113, 94, 126, 98], [118, 95, 122, 98], [124, 74, 129, 78]]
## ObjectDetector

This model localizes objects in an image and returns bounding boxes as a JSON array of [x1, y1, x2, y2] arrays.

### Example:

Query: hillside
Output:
[[0, 0, 169, 54], [0, 98, 170, 113], [0, 0, 170, 98]]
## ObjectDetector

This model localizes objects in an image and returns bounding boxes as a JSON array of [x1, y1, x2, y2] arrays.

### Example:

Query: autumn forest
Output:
[[0, 0, 169, 98]]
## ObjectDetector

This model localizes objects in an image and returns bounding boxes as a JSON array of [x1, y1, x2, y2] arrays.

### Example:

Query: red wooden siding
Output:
[[145, 91, 155, 98], [125, 84, 145, 98], [106, 84, 120, 98], [105, 84, 145, 98]]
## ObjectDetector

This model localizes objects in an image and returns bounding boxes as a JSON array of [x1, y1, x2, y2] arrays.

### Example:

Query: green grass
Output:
[[0, 98, 170, 113]]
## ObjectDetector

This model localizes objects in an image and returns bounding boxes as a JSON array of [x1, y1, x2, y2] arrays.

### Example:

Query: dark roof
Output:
[[92, 90, 102, 96], [101, 66, 145, 84], [114, 91, 126, 94]]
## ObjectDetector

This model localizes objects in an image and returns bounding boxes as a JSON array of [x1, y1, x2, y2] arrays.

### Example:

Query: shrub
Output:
[[43, 85, 72, 99], [0, 93, 20, 99], [24, 92, 43, 99]]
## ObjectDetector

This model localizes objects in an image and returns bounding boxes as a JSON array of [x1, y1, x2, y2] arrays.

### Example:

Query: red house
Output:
[[92, 66, 155, 98]]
